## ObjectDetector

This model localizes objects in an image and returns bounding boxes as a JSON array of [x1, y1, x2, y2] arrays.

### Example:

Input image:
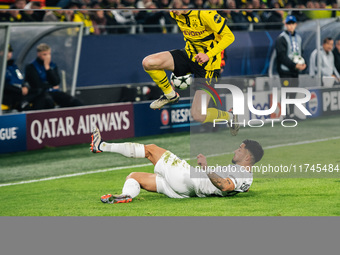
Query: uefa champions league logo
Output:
[[201, 84, 312, 128]]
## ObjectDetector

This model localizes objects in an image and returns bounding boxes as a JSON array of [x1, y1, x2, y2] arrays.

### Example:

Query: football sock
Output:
[[100, 142, 145, 158], [122, 178, 140, 198], [203, 108, 232, 123], [145, 69, 174, 97]]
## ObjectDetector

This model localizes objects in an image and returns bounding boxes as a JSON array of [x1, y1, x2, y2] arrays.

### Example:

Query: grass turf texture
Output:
[[0, 115, 339, 216]]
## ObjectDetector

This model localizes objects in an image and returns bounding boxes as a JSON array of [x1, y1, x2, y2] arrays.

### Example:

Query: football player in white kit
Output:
[[91, 128, 264, 204]]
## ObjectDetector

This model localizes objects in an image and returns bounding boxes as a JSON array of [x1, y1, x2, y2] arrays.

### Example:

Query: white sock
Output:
[[100, 142, 145, 158], [122, 178, 140, 198], [165, 90, 176, 99]]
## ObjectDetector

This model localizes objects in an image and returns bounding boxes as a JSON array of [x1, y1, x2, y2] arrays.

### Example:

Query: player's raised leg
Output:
[[91, 127, 145, 157], [99, 144, 166, 204], [191, 90, 240, 136], [142, 51, 179, 109], [91, 128, 168, 203]]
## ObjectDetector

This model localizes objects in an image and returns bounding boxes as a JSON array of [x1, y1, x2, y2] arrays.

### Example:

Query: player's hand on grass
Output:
[[197, 154, 207, 170], [194, 53, 209, 64]]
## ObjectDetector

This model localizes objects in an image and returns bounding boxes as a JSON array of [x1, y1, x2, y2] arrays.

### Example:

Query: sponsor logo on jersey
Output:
[[183, 29, 207, 37], [214, 14, 222, 24]]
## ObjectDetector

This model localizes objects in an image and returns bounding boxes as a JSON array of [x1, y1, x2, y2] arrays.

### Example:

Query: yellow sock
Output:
[[203, 108, 231, 123], [145, 69, 174, 95]]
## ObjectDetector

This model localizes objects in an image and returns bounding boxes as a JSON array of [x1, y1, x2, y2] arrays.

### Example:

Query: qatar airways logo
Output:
[[201, 84, 312, 128]]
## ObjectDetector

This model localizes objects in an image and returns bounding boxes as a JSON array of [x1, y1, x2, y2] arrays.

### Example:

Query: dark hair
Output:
[[243, 139, 264, 164], [323, 37, 333, 44]]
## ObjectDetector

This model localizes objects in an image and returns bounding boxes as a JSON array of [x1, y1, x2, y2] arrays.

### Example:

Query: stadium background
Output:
[[0, 10, 339, 217]]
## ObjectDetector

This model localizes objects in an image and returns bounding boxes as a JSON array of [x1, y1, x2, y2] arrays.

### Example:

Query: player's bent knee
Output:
[[126, 172, 137, 180], [142, 56, 160, 70]]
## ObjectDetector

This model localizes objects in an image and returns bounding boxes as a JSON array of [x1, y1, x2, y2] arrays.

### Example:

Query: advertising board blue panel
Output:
[[134, 98, 195, 137], [306, 89, 323, 118], [0, 113, 26, 154]]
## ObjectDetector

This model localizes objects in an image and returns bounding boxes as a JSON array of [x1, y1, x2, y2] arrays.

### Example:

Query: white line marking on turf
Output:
[[202, 136, 340, 159], [0, 163, 153, 188], [1, 136, 339, 188]]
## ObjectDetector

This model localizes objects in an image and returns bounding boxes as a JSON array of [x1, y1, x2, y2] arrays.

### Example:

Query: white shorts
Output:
[[154, 151, 196, 199]]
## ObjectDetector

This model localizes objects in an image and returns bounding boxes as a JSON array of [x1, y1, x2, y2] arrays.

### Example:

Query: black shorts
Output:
[[170, 49, 220, 85]]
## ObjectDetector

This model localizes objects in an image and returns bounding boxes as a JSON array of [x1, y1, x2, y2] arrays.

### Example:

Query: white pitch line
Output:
[[0, 163, 153, 188], [1, 136, 339, 188]]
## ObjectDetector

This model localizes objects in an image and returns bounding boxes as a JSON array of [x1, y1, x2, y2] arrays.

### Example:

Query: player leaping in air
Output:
[[142, 10, 240, 136], [91, 128, 264, 204]]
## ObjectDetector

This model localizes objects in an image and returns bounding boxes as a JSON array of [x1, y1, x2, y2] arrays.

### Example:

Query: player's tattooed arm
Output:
[[196, 154, 235, 192], [206, 173, 235, 192], [197, 154, 235, 191]]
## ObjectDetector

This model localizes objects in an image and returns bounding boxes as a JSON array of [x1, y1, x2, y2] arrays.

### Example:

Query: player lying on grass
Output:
[[91, 128, 264, 204]]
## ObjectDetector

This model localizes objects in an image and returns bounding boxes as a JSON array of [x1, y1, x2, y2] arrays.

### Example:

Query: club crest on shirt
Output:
[[214, 14, 222, 24], [192, 19, 199, 28]]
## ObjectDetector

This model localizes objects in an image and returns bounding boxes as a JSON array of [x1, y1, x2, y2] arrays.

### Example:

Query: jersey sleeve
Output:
[[200, 11, 235, 59]]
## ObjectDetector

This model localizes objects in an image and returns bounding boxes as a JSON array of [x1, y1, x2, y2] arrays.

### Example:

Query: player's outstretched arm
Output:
[[197, 154, 235, 192], [206, 173, 235, 192]]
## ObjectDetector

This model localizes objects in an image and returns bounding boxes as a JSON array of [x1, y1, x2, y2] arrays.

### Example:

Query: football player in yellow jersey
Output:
[[142, 10, 239, 135]]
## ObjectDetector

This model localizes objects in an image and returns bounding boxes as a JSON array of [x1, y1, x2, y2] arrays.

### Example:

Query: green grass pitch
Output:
[[0, 115, 339, 216]]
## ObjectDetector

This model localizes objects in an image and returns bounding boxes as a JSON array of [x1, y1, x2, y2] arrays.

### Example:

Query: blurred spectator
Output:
[[169, 0, 186, 8], [333, 38, 340, 74], [89, 2, 107, 35], [0, 11, 10, 22], [264, 5, 284, 30], [136, 0, 153, 8], [23, 1, 45, 21], [319, 0, 327, 8], [70, 1, 95, 35], [313, 0, 320, 8], [187, 0, 204, 8], [45, 0, 60, 6], [136, 2, 169, 33], [11, 0, 26, 9], [103, 11, 120, 34], [121, 0, 136, 7], [252, 0, 261, 8], [3, 45, 29, 111], [235, 0, 247, 8], [309, 37, 340, 82], [43, 9, 73, 22], [24, 43, 83, 110], [181, 0, 191, 7], [305, 1, 314, 8], [203, 0, 224, 8], [156, 0, 170, 8], [100, 0, 122, 34], [226, 0, 249, 31], [101, 0, 120, 8], [241, 2, 262, 30], [291, 4, 310, 22], [8, 0, 35, 22], [110, 8, 137, 33]]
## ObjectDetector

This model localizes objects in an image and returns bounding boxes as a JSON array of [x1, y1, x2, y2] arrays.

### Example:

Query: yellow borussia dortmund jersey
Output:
[[170, 10, 235, 71]]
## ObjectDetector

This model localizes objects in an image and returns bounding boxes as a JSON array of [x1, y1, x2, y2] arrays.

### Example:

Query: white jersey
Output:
[[154, 151, 253, 199], [192, 164, 253, 197]]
